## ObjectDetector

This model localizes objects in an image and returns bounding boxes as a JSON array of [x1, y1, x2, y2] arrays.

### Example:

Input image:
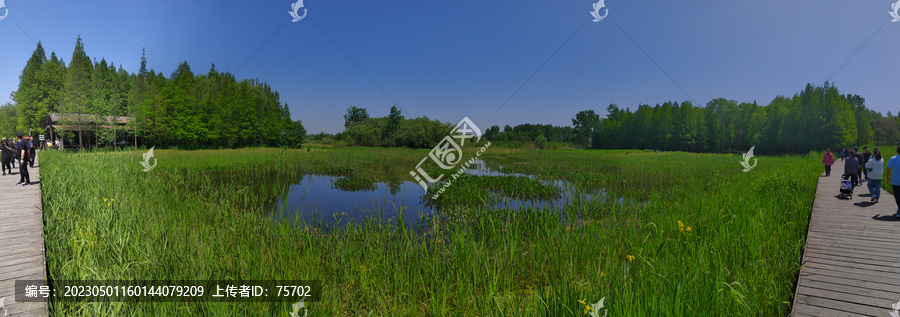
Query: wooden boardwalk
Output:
[[792, 160, 900, 316], [0, 153, 47, 316]]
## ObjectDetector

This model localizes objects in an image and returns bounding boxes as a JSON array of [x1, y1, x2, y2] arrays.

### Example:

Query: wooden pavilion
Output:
[[44, 113, 136, 150]]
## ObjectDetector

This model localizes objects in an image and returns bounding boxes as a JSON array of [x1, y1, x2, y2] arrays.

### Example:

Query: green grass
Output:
[[333, 177, 377, 192], [41, 147, 823, 316], [426, 174, 562, 208]]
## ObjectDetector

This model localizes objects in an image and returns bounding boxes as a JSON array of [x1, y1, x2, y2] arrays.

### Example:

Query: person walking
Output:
[[887, 146, 900, 217], [823, 148, 834, 176], [24, 137, 31, 168], [10, 138, 16, 169], [865, 148, 884, 203], [28, 137, 36, 168], [845, 150, 860, 189], [862, 146, 871, 181], [1, 137, 12, 175], [854, 147, 865, 186], [15, 133, 30, 186]]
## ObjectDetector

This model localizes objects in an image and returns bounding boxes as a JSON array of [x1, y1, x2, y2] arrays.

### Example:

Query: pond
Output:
[[270, 159, 630, 229]]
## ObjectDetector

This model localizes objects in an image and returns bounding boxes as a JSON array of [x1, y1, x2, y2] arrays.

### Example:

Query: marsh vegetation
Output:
[[42, 147, 819, 315]]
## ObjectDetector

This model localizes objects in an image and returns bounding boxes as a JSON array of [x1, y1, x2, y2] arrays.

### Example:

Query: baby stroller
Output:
[[839, 175, 853, 199]]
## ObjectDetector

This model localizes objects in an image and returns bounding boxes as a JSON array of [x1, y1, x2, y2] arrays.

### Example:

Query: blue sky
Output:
[[1, 0, 899, 134]]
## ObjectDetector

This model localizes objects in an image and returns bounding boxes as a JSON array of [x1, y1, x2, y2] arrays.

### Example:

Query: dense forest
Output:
[[583, 82, 900, 154], [324, 82, 900, 154], [3, 38, 305, 149], [311, 107, 574, 149]]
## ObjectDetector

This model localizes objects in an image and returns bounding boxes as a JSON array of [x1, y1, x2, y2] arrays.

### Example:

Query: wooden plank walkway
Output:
[[792, 160, 900, 316], [0, 153, 48, 317]]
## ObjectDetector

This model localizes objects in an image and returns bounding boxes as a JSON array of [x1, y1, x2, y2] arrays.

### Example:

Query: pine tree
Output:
[[14, 41, 46, 136], [703, 104, 720, 152], [128, 48, 149, 149], [113, 64, 131, 148], [847, 94, 873, 146], [383, 105, 403, 145], [60, 36, 94, 149], [43, 52, 66, 116]]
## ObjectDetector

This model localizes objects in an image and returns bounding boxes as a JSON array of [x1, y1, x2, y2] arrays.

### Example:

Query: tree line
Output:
[[327, 106, 454, 148], [325, 107, 575, 149], [579, 82, 900, 154], [461, 82, 898, 154], [6, 37, 305, 150], [319, 82, 900, 154]]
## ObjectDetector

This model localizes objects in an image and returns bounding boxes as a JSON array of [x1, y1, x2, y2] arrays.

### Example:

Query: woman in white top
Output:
[[865, 148, 885, 203]]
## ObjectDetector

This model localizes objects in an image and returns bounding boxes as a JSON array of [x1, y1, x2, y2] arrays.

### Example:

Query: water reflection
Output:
[[270, 159, 631, 227]]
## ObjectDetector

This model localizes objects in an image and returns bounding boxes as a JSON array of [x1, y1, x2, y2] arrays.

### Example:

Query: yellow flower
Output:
[[103, 198, 108, 202], [626, 255, 635, 261], [686, 227, 691, 233], [600, 272, 606, 278]]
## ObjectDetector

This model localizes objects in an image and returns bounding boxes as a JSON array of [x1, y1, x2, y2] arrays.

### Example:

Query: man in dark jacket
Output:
[[845, 150, 859, 188], [16, 133, 30, 186], [1, 137, 11, 175], [23, 137, 31, 168]]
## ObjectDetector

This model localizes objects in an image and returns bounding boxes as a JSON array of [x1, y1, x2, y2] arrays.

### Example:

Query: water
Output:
[[270, 159, 630, 227], [271, 173, 429, 226]]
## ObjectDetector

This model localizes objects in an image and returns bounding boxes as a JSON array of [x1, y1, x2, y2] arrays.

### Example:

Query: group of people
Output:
[[0, 133, 34, 186], [836, 146, 875, 185], [823, 145, 900, 216]]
